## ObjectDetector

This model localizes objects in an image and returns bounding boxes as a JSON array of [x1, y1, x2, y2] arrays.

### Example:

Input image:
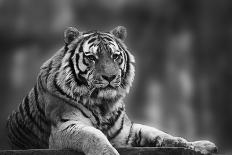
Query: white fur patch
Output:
[[98, 89, 117, 98]]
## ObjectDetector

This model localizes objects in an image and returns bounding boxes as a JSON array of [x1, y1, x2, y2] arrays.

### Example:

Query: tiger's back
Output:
[[7, 84, 51, 149], [7, 44, 67, 149]]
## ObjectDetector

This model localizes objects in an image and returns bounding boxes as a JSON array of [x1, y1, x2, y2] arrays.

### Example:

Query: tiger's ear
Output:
[[110, 26, 127, 41], [64, 27, 81, 44]]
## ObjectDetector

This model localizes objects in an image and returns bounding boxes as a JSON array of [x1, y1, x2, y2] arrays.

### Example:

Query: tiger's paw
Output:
[[150, 136, 188, 147], [191, 140, 218, 155]]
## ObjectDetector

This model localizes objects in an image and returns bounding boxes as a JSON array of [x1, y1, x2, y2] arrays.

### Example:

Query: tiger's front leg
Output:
[[46, 100, 119, 155], [127, 123, 217, 154], [49, 121, 119, 155]]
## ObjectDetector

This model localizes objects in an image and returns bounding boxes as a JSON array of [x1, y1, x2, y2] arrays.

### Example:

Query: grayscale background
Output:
[[0, 0, 231, 153]]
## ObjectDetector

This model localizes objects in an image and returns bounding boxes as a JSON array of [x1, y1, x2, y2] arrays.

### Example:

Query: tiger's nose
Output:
[[101, 75, 116, 82]]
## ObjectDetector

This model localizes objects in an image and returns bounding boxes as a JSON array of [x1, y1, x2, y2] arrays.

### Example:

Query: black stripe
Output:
[[75, 54, 88, 75], [61, 123, 76, 132], [88, 38, 96, 44], [19, 102, 25, 118], [102, 106, 124, 130], [60, 118, 70, 122], [81, 54, 89, 67], [126, 122, 134, 144], [8, 115, 23, 147], [120, 68, 124, 79], [64, 77, 73, 92], [74, 53, 83, 72], [79, 36, 93, 53], [116, 41, 127, 69], [108, 115, 125, 140], [15, 112, 36, 147], [118, 55, 123, 66], [87, 108, 101, 127], [121, 50, 130, 88], [69, 48, 88, 86], [69, 50, 83, 86], [101, 33, 115, 40], [103, 37, 114, 42], [37, 76, 46, 92], [34, 85, 45, 117], [79, 42, 84, 53], [87, 69, 94, 80], [124, 50, 129, 73], [77, 74, 88, 86], [89, 43, 95, 48], [34, 86, 51, 127], [57, 63, 62, 71], [121, 50, 128, 73], [137, 129, 142, 146], [8, 134, 25, 149], [24, 95, 50, 136], [64, 44, 69, 52], [18, 102, 48, 146], [131, 128, 142, 147], [8, 114, 27, 149], [45, 61, 53, 84], [16, 112, 48, 148], [92, 112, 101, 127], [8, 131, 26, 149], [54, 73, 74, 100]]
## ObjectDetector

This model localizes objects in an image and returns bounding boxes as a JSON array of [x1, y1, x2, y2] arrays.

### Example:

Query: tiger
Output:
[[7, 26, 217, 155]]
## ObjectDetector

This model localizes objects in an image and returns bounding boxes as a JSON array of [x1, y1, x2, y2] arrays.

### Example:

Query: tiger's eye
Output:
[[112, 54, 120, 60], [86, 55, 96, 61]]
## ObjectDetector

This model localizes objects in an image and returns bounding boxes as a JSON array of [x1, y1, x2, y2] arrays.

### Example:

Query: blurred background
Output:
[[0, 0, 231, 152]]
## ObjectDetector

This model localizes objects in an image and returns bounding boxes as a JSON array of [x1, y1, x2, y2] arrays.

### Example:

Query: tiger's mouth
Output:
[[88, 75, 122, 99], [92, 78, 121, 89], [99, 85, 117, 91], [88, 82, 120, 99]]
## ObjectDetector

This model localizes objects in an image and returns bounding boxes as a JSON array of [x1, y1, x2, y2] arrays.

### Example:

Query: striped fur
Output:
[[7, 26, 217, 155]]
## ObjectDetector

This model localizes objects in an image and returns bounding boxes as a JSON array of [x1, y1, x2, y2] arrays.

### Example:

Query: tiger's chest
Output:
[[86, 103, 125, 139]]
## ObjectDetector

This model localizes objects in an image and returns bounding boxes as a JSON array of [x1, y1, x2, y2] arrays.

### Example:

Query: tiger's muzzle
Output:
[[92, 73, 121, 88]]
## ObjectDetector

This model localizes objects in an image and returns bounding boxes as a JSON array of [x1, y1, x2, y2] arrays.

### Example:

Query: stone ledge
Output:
[[0, 147, 221, 155]]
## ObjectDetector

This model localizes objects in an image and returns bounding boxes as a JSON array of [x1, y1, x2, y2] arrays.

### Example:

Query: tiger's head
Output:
[[51, 26, 135, 105]]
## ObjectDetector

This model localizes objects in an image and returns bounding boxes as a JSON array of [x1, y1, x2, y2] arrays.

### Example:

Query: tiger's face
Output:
[[54, 26, 135, 104], [80, 33, 126, 99]]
